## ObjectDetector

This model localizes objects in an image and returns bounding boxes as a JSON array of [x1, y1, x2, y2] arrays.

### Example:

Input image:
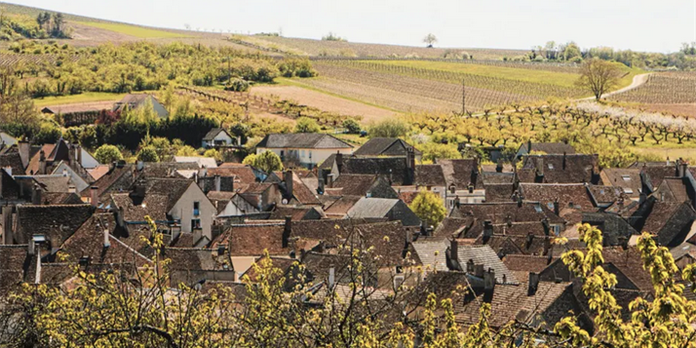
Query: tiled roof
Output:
[[439, 159, 482, 189], [481, 172, 515, 184], [520, 142, 576, 155], [41, 192, 84, 205], [484, 183, 515, 202], [347, 197, 421, 227], [502, 254, 552, 273], [415, 165, 447, 187], [450, 202, 564, 225], [431, 217, 473, 240], [0, 245, 30, 292], [519, 183, 595, 211], [0, 152, 25, 175], [640, 165, 679, 191], [257, 133, 353, 149], [456, 245, 518, 284], [288, 172, 321, 205], [111, 193, 170, 221], [521, 154, 599, 183], [323, 195, 362, 218], [587, 185, 624, 206], [80, 163, 135, 199], [476, 235, 549, 257], [26, 144, 56, 175], [207, 166, 259, 189], [599, 168, 642, 198], [270, 206, 323, 221], [641, 201, 696, 247], [32, 175, 72, 192], [300, 252, 351, 284], [658, 178, 690, 203], [342, 156, 412, 185], [211, 223, 287, 256], [202, 128, 227, 141], [398, 191, 419, 205], [353, 138, 420, 157], [15, 204, 94, 246], [330, 174, 378, 196], [88, 165, 110, 181], [145, 178, 194, 211], [241, 255, 297, 282], [351, 221, 415, 267], [602, 247, 654, 292]]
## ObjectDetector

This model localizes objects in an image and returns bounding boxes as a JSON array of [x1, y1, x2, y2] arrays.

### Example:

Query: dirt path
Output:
[[602, 73, 651, 98]]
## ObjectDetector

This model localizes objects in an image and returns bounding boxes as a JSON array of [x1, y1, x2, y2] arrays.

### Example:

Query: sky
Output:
[[7, 0, 696, 53]]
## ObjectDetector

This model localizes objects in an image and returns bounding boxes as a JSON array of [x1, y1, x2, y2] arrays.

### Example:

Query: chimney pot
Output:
[[528, 273, 540, 296], [282, 216, 291, 248]]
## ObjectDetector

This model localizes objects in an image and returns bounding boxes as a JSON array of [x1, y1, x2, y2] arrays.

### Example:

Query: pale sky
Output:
[[6, 0, 696, 53]]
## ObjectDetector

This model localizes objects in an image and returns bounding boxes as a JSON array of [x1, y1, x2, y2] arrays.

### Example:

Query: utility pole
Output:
[[461, 79, 466, 116], [227, 56, 231, 86]]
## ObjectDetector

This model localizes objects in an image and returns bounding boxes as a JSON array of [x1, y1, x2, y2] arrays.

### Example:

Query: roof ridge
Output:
[[108, 235, 153, 263]]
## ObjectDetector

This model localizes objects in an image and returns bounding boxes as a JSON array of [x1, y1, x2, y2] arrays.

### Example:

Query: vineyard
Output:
[[0, 53, 80, 68], [610, 72, 696, 104], [285, 59, 599, 113]]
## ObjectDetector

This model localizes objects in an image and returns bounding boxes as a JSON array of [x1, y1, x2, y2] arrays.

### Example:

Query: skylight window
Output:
[[625, 188, 634, 194], [548, 163, 554, 169], [621, 175, 631, 181]]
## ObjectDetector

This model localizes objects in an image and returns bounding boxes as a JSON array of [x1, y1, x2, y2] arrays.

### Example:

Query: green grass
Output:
[[370, 60, 641, 90], [33, 92, 126, 107], [77, 21, 190, 39]]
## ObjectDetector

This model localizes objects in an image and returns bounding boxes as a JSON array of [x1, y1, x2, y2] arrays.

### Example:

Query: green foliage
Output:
[[368, 119, 409, 138], [224, 78, 250, 92], [418, 142, 461, 162], [253, 150, 283, 172], [175, 145, 197, 156], [136, 145, 160, 162], [277, 58, 317, 78], [409, 190, 446, 228], [342, 119, 361, 134], [203, 149, 222, 161], [321, 32, 346, 42], [33, 121, 62, 144], [242, 153, 257, 166], [93, 144, 123, 164], [294, 117, 320, 133]]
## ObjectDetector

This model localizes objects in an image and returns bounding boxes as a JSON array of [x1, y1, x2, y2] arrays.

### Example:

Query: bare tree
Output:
[[576, 58, 623, 100], [423, 33, 438, 48]]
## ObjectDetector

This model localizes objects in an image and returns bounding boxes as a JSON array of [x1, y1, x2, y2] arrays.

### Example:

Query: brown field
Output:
[[250, 85, 400, 123], [638, 103, 696, 118]]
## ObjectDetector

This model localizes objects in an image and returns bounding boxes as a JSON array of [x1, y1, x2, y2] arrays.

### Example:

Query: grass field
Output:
[[76, 22, 191, 39], [33, 92, 126, 107]]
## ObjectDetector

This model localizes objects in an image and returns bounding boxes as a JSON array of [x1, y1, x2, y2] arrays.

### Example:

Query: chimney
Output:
[[517, 194, 523, 207], [34, 245, 41, 285], [527, 140, 532, 154], [553, 199, 560, 216], [68, 185, 76, 193], [328, 266, 335, 288], [282, 216, 291, 248], [467, 184, 474, 194], [1, 206, 14, 244], [474, 264, 484, 278], [214, 175, 221, 192], [335, 152, 344, 173], [327, 174, 335, 188], [406, 147, 415, 185], [562, 152, 568, 170], [39, 150, 47, 175], [318, 177, 325, 195], [466, 259, 474, 273], [103, 228, 111, 249], [541, 218, 550, 236], [678, 160, 687, 178], [482, 220, 493, 244], [28, 238, 36, 256], [134, 181, 146, 199], [535, 158, 544, 182], [137, 161, 144, 171], [454, 195, 461, 208], [450, 238, 459, 265], [31, 184, 42, 205], [284, 170, 294, 199], [75, 144, 82, 165], [18, 141, 30, 168], [528, 272, 540, 296], [526, 233, 535, 250], [483, 268, 496, 303], [90, 186, 99, 207], [496, 159, 503, 173]]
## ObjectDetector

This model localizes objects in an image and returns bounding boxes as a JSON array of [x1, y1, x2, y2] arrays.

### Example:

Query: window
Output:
[[191, 219, 201, 229], [625, 188, 634, 194], [548, 163, 554, 169], [547, 202, 554, 210], [621, 175, 631, 181], [533, 204, 543, 213], [301, 149, 305, 158], [553, 225, 561, 236], [193, 201, 200, 216]]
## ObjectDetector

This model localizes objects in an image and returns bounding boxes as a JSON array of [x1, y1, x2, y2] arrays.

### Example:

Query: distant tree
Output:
[[423, 33, 438, 48], [410, 190, 446, 228], [137, 146, 160, 162], [294, 117, 320, 133], [418, 142, 461, 162], [203, 148, 222, 161], [368, 119, 409, 138], [242, 153, 257, 166], [576, 58, 623, 100], [175, 145, 198, 156], [253, 150, 283, 173], [342, 119, 361, 134], [94, 144, 123, 164], [322, 32, 346, 42], [36, 12, 51, 32]]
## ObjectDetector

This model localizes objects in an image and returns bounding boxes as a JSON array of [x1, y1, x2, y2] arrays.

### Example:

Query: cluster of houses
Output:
[[1, 129, 696, 332]]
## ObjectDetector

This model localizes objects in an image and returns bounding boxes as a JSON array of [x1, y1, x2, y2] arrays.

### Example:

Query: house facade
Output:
[[257, 133, 353, 169]]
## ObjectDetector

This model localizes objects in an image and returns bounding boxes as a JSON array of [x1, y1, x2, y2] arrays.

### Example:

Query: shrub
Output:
[[343, 119, 361, 134], [253, 151, 283, 173], [137, 146, 160, 162], [410, 190, 446, 228], [94, 144, 123, 164], [368, 119, 409, 138], [225, 78, 250, 92], [294, 117, 320, 133]]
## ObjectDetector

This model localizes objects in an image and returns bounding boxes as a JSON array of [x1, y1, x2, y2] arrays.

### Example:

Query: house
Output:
[[346, 197, 421, 230], [202, 128, 236, 148], [40, 102, 112, 126], [320, 151, 416, 187], [322, 174, 398, 198], [446, 243, 519, 284], [256, 133, 353, 169], [516, 141, 576, 159], [353, 137, 422, 161], [0, 152, 26, 176], [113, 94, 169, 118], [25, 140, 95, 186]]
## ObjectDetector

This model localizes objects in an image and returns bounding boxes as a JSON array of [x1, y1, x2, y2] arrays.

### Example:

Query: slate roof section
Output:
[[111, 193, 170, 221], [341, 156, 413, 185], [145, 178, 194, 211], [347, 197, 421, 227], [415, 165, 447, 187], [0, 152, 25, 175], [412, 240, 449, 271], [32, 175, 72, 193], [353, 137, 420, 157], [450, 202, 564, 225], [202, 128, 228, 141], [0, 168, 19, 199], [324, 195, 363, 218], [0, 245, 30, 292], [640, 165, 679, 192], [641, 201, 696, 247], [586, 185, 624, 207], [502, 254, 552, 273], [455, 244, 519, 284], [14, 204, 95, 247], [430, 217, 474, 240], [257, 133, 353, 149], [41, 192, 84, 205], [519, 183, 595, 211], [484, 183, 515, 202]]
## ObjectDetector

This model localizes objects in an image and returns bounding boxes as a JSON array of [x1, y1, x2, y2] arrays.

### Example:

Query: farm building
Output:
[[202, 128, 237, 148], [41, 102, 114, 126]]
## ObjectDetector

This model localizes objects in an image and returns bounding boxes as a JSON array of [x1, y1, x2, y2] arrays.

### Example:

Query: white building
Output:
[[256, 133, 353, 169], [202, 128, 236, 148]]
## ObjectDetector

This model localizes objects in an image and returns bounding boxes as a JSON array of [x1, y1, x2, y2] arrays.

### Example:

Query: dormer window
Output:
[[621, 175, 631, 181], [547, 163, 554, 170], [625, 188, 634, 194]]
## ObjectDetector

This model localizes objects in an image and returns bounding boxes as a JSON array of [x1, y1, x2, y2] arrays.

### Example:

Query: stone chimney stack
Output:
[[39, 150, 47, 175], [90, 186, 99, 207], [282, 216, 292, 248], [284, 170, 294, 199]]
